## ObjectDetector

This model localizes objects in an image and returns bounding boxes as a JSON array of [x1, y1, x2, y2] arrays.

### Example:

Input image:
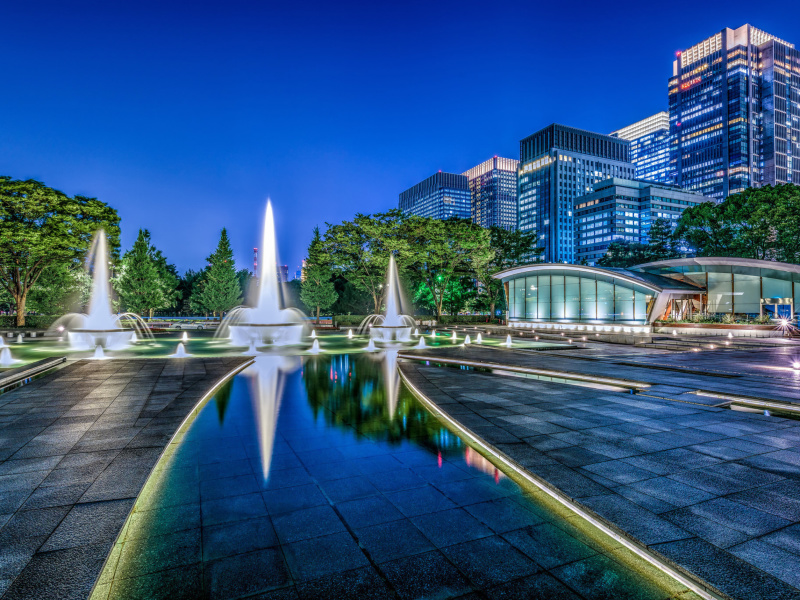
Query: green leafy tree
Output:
[[26, 263, 89, 315], [193, 228, 241, 317], [116, 229, 179, 318], [473, 226, 541, 318], [406, 217, 493, 319], [0, 177, 120, 325], [300, 227, 338, 323], [322, 210, 413, 315], [597, 241, 651, 268]]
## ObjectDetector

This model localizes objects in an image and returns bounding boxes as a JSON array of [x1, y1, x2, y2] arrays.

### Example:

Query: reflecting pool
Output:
[[91, 352, 700, 600]]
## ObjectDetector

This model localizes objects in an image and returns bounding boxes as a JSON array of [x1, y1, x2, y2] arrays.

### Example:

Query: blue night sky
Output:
[[2, 0, 798, 275]]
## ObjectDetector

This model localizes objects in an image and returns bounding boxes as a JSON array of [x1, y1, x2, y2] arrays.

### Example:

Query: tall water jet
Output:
[[55, 230, 152, 349], [0, 347, 15, 367], [358, 255, 415, 343], [223, 202, 306, 346], [476, 333, 483, 344]]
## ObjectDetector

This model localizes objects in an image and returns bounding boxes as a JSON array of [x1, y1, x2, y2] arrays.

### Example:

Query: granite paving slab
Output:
[[400, 357, 800, 599], [0, 357, 250, 600]]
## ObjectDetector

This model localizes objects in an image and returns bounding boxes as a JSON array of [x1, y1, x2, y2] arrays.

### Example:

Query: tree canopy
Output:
[[0, 176, 120, 325], [300, 227, 338, 322]]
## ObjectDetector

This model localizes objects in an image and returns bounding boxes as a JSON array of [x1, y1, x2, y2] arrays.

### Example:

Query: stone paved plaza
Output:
[[400, 343, 800, 599], [0, 357, 250, 599]]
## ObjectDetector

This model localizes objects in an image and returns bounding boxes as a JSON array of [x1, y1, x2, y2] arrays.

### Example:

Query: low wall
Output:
[[654, 323, 782, 338]]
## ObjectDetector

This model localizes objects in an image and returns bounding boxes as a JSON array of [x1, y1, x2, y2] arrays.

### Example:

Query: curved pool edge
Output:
[[397, 363, 727, 600], [87, 356, 256, 600]]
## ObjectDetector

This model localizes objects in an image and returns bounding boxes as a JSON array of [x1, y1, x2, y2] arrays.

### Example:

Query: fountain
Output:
[[430, 329, 436, 339], [413, 328, 419, 336], [181, 331, 189, 343], [450, 331, 457, 342], [51, 231, 152, 349], [130, 332, 138, 343], [366, 339, 377, 352], [0, 337, 5, 348], [244, 340, 260, 356], [416, 337, 426, 349], [92, 346, 106, 360], [476, 333, 483, 344], [0, 347, 16, 367], [308, 339, 321, 354], [311, 330, 316, 339], [504, 335, 512, 347], [347, 329, 353, 339], [358, 256, 415, 343], [16, 334, 23, 344], [171, 343, 190, 358], [221, 202, 306, 346], [464, 335, 471, 345]]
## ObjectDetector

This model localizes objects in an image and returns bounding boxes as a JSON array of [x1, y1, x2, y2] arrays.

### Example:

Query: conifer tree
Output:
[[116, 229, 179, 318], [300, 227, 337, 323], [194, 228, 241, 317]]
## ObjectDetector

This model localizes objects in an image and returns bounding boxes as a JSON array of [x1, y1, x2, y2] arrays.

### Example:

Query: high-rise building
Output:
[[294, 267, 302, 281], [670, 24, 800, 200], [611, 112, 672, 184], [276, 264, 289, 283], [574, 178, 708, 265], [462, 157, 519, 230], [518, 124, 633, 263], [399, 172, 471, 220]]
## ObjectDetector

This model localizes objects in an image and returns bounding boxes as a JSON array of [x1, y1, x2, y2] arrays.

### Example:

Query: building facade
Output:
[[611, 112, 672, 183], [575, 178, 708, 265], [399, 172, 471, 220], [670, 24, 800, 200], [518, 124, 633, 263], [496, 257, 800, 326], [462, 156, 519, 230]]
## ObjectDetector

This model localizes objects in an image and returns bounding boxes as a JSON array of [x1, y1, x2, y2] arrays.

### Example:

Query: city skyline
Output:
[[4, 2, 800, 272]]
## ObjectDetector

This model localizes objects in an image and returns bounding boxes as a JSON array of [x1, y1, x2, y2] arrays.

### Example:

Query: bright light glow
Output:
[[793, 362, 800, 370]]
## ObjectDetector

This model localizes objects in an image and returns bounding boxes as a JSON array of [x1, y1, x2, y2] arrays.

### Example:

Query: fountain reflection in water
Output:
[[221, 202, 306, 347], [358, 256, 415, 344], [246, 355, 299, 480], [50, 231, 152, 349]]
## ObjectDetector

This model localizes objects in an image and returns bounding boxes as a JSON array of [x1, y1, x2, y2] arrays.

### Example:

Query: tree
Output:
[[406, 217, 493, 319], [192, 228, 241, 317], [646, 218, 680, 262], [236, 269, 255, 305], [26, 263, 89, 315], [323, 210, 413, 315], [177, 269, 204, 315], [116, 229, 179, 318], [597, 241, 651, 268], [0, 177, 120, 325], [473, 227, 542, 319], [300, 227, 338, 323]]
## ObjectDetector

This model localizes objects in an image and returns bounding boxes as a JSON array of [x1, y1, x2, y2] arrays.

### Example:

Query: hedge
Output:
[[0, 315, 60, 329]]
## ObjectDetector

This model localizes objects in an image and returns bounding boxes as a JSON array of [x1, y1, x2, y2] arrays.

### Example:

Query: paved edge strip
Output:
[[397, 352, 651, 390], [86, 356, 256, 599], [0, 356, 66, 389], [397, 362, 728, 600]]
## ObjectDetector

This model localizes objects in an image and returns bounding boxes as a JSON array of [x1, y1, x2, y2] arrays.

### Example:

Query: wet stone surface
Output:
[[401, 346, 800, 600], [0, 357, 250, 600]]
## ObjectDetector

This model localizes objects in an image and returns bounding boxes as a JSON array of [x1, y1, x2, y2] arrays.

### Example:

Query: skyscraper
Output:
[[518, 124, 633, 263], [398, 172, 471, 220], [276, 264, 289, 283], [574, 178, 708, 265], [462, 157, 519, 230], [670, 25, 800, 200], [611, 112, 672, 184]]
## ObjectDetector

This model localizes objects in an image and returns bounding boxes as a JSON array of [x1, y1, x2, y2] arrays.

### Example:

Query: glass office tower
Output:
[[398, 172, 471, 220], [518, 124, 633, 263], [611, 112, 672, 184], [670, 24, 800, 200], [575, 178, 707, 265], [462, 157, 519, 230]]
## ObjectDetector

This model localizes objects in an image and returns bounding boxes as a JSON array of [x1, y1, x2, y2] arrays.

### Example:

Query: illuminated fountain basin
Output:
[[360, 256, 415, 344], [222, 202, 306, 347]]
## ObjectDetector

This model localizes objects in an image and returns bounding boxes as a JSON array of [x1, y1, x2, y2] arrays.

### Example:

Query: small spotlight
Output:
[[781, 319, 790, 327], [793, 362, 800, 370], [693, 348, 700, 352], [57, 326, 64, 332], [582, 336, 586, 341], [567, 339, 572, 343]]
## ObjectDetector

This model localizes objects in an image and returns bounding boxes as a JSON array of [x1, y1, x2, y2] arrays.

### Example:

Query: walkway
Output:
[[399, 347, 800, 600], [0, 357, 250, 600]]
